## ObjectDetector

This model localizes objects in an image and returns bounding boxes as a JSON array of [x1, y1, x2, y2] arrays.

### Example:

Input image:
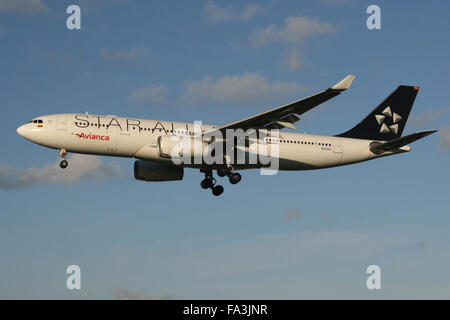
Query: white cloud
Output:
[[129, 85, 168, 105], [0, 0, 49, 14], [101, 44, 150, 62], [283, 50, 302, 72], [239, 3, 262, 20], [284, 208, 304, 221], [410, 106, 450, 128], [181, 73, 305, 105], [0, 154, 122, 189], [320, 212, 337, 228], [438, 126, 450, 150], [251, 16, 335, 48], [204, 1, 263, 23]]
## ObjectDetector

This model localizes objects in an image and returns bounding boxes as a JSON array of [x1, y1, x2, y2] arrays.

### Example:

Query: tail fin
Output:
[[336, 85, 420, 141]]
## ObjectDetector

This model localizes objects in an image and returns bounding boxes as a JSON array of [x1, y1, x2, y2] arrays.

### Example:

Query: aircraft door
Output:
[[332, 138, 343, 163], [57, 116, 67, 130], [332, 138, 343, 153], [106, 123, 120, 154]]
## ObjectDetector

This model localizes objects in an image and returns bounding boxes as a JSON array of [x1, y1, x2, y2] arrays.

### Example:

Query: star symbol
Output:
[[375, 106, 402, 134]]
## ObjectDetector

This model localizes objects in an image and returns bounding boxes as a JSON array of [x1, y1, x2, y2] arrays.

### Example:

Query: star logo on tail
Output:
[[375, 106, 402, 134]]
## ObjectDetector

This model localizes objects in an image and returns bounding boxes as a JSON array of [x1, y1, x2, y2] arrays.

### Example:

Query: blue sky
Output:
[[0, 0, 449, 299]]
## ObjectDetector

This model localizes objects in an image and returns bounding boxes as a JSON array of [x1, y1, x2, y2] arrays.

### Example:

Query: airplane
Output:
[[16, 75, 436, 196]]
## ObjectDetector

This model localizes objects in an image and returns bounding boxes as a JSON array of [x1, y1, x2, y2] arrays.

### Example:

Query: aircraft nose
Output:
[[17, 124, 26, 137]]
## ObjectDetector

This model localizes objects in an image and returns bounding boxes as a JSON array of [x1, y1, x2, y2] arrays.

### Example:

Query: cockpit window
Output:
[[32, 119, 43, 123]]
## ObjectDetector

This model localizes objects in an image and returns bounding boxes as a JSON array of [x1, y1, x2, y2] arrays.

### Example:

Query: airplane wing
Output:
[[208, 75, 355, 134]]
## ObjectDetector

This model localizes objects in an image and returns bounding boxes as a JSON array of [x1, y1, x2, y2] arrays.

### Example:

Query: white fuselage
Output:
[[17, 113, 408, 170]]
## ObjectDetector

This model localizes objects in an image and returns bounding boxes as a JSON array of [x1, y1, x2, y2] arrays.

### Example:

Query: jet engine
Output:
[[134, 160, 183, 181]]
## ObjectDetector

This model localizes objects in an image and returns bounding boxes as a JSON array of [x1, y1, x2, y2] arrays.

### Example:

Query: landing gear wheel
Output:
[[60, 160, 68, 169], [229, 172, 241, 184], [217, 167, 228, 177], [201, 178, 213, 189], [212, 185, 224, 196], [200, 169, 225, 196], [58, 149, 68, 169]]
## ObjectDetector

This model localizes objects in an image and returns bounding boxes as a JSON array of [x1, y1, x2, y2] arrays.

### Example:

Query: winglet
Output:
[[331, 75, 355, 91]]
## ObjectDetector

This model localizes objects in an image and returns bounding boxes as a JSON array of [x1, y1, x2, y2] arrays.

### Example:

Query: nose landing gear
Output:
[[200, 170, 224, 196], [60, 159, 68, 169], [59, 149, 68, 169]]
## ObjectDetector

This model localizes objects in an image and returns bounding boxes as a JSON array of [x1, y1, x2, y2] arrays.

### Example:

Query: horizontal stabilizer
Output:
[[370, 130, 437, 154]]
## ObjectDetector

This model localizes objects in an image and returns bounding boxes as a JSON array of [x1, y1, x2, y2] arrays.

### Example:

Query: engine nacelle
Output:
[[134, 160, 183, 181], [157, 135, 209, 159]]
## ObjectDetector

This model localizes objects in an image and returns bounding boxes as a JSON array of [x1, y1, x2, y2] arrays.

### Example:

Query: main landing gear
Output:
[[59, 149, 68, 169], [200, 170, 224, 196], [200, 167, 242, 196], [217, 167, 242, 185]]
